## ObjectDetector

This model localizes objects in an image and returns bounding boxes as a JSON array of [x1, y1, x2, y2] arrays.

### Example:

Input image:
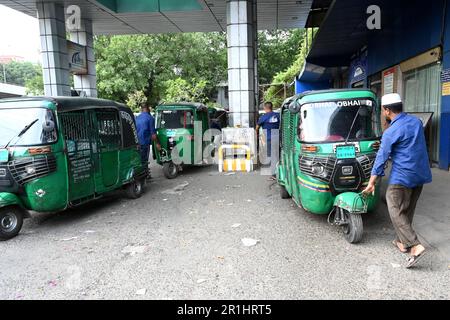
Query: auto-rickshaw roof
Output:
[[157, 102, 208, 112], [0, 96, 132, 113]]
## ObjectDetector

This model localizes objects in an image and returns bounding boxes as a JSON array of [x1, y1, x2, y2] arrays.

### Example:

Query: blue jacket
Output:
[[136, 112, 156, 146], [371, 113, 432, 188]]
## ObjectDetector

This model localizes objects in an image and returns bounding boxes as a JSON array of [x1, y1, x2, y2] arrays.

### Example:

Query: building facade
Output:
[[297, 0, 450, 170]]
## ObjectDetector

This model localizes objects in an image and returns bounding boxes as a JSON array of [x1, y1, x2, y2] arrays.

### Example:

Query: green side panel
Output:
[[0, 193, 24, 209], [96, 0, 202, 13], [119, 148, 143, 184], [297, 174, 334, 215], [22, 153, 69, 212], [99, 151, 119, 187]]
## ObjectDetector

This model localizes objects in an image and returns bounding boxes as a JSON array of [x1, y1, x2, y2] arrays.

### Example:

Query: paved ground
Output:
[[0, 164, 449, 300]]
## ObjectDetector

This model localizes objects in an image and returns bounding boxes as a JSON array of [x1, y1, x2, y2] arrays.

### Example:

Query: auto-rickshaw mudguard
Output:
[[334, 192, 369, 214], [277, 163, 286, 185], [0, 193, 29, 217]]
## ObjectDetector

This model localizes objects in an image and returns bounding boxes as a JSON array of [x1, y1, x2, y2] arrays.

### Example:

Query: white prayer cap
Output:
[[381, 93, 402, 107]]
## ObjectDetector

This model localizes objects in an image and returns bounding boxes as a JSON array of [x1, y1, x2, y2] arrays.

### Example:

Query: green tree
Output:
[[0, 61, 41, 87], [126, 90, 148, 113], [95, 32, 227, 106], [264, 29, 316, 108], [257, 29, 305, 85], [162, 78, 209, 104]]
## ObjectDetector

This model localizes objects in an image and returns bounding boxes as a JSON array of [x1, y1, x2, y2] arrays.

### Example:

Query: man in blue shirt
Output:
[[256, 102, 280, 180], [136, 105, 160, 166], [363, 93, 432, 268]]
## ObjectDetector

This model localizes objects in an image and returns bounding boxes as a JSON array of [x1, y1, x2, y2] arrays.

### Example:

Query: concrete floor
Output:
[[0, 164, 449, 300]]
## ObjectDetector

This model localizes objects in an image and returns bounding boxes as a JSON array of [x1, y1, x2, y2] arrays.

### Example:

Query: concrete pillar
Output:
[[69, 19, 98, 98], [226, 0, 258, 128], [37, 2, 71, 96]]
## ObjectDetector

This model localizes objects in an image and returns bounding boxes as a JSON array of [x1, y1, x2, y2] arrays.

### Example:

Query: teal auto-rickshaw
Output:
[[278, 89, 382, 243]]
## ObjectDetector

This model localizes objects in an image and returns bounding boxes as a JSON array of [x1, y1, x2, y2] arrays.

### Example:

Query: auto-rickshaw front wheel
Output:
[[163, 162, 179, 179], [342, 210, 364, 244], [0, 207, 24, 241]]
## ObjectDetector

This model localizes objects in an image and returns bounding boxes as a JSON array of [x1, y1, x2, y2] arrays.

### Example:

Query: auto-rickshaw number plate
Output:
[[0, 149, 8, 163], [336, 146, 356, 159]]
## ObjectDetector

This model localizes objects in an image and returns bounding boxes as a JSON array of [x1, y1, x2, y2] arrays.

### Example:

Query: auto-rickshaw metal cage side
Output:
[[59, 112, 92, 152]]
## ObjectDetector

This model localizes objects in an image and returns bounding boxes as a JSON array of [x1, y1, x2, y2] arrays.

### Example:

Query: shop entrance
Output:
[[403, 62, 442, 162]]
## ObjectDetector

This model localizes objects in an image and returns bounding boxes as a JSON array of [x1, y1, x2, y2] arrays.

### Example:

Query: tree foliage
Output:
[[1, 61, 41, 87], [264, 29, 316, 108], [257, 29, 305, 85], [95, 32, 227, 107], [126, 90, 148, 113], [161, 78, 209, 104]]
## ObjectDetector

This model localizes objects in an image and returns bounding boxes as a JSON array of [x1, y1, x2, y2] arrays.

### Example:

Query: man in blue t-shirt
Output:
[[136, 105, 160, 166], [256, 102, 280, 179]]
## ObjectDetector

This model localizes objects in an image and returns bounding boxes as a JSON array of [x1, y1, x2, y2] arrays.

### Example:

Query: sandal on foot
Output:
[[392, 240, 409, 253], [406, 250, 426, 269]]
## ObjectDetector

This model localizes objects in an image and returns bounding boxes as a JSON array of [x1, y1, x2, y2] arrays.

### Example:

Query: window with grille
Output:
[[96, 110, 121, 150]]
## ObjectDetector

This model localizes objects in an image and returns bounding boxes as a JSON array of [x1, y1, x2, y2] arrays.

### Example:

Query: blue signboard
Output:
[[349, 51, 368, 86]]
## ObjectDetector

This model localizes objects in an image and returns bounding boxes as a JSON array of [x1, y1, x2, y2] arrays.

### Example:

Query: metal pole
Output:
[[2, 64, 6, 83]]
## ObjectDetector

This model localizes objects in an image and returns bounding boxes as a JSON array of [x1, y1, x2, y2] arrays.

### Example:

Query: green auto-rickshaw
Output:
[[0, 97, 148, 240], [153, 103, 218, 179], [277, 89, 382, 243]]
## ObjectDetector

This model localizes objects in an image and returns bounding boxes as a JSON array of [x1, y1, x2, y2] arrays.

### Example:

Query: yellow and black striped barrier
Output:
[[218, 144, 253, 173]]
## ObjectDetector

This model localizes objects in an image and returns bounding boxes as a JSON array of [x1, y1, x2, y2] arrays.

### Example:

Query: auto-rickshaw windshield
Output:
[[0, 108, 57, 147], [157, 109, 194, 129], [298, 100, 381, 143]]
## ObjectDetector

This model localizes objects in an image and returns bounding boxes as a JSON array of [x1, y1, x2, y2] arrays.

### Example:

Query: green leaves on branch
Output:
[[162, 78, 209, 104], [94, 32, 227, 106], [126, 90, 147, 113], [263, 28, 316, 109], [0, 61, 40, 86]]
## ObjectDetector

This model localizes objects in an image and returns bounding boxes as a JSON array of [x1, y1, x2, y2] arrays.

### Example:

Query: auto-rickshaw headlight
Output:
[[289, 100, 301, 114], [25, 166, 36, 175], [312, 164, 325, 176]]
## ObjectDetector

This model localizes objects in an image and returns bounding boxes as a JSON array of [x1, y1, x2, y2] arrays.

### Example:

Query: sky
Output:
[[0, 4, 41, 63]]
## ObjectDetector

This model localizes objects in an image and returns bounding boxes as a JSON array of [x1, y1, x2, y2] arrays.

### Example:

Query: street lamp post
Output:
[[1, 64, 6, 83]]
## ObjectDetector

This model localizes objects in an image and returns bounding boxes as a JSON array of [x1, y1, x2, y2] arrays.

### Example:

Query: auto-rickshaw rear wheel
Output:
[[342, 210, 364, 244], [163, 162, 179, 179], [0, 207, 24, 241], [125, 178, 145, 199]]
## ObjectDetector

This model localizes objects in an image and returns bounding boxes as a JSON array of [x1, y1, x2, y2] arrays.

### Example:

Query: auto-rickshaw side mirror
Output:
[[289, 101, 301, 114], [42, 119, 55, 133]]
